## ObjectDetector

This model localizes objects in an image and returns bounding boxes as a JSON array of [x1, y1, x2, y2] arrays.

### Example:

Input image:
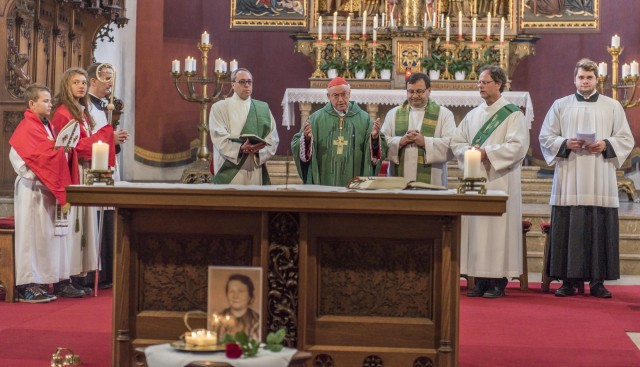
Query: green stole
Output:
[[213, 99, 272, 185], [471, 103, 520, 146], [394, 99, 440, 183]]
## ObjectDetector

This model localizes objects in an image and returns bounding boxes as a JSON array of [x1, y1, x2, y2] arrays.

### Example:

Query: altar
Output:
[[66, 183, 507, 367], [281, 88, 534, 130]]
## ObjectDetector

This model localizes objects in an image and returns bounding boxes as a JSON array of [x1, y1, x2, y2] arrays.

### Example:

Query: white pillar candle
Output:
[[201, 31, 209, 45], [446, 17, 450, 43], [215, 58, 222, 72], [423, 12, 427, 28], [318, 16, 323, 41], [382, 12, 386, 28], [346, 16, 351, 41], [472, 17, 476, 43], [91, 140, 109, 170], [333, 11, 337, 38], [622, 63, 631, 78], [463, 148, 482, 179], [611, 34, 620, 48], [440, 13, 444, 28], [598, 62, 607, 77], [373, 15, 378, 42], [230, 59, 238, 72], [362, 11, 367, 36], [433, 12, 437, 28], [184, 57, 191, 72], [458, 11, 463, 39], [222, 60, 227, 73], [500, 17, 505, 44], [631, 61, 639, 76], [486, 12, 491, 39], [172, 59, 180, 73], [191, 58, 197, 73]]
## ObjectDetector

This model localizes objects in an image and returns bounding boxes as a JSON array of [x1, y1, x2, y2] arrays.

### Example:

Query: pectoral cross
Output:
[[333, 135, 349, 155]]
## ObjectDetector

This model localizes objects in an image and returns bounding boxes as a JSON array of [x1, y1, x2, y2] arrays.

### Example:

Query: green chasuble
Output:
[[291, 101, 387, 187], [393, 99, 440, 183], [213, 99, 272, 185]]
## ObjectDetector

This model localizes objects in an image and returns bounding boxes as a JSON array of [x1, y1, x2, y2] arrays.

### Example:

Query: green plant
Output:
[[449, 48, 472, 74], [320, 56, 346, 74], [477, 47, 500, 68], [349, 54, 371, 74], [222, 328, 286, 358], [373, 52, 394, 71], [421, 52, 444, 71]]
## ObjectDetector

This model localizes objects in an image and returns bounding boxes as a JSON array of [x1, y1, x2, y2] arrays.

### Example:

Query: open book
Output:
[[54, 119, 80, 149], [347, 176, 447, 190], [229, 134, 271, 146]]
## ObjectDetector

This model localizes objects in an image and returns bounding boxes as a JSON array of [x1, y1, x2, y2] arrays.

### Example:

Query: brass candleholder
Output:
[[343, 40, 353, 78], [368, 42, 380, 79], [467, 41, 483, 80], [172, 39, 233, 183], [457, 177, 487, 194], [312, 40, 326, 79], [50, 347, 81, 367], [84, 169, 115, 186], [440, 42, 457, 80]]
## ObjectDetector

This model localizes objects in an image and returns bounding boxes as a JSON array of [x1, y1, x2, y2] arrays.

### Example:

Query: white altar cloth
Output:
[[281, 88, 534, 130], [144, 343, 297, 367]]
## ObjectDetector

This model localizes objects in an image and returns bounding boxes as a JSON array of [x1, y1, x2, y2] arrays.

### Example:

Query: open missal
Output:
[[347, 176, 447, 190], [54, 119, 80, 150], [229, 134, 271, 146]]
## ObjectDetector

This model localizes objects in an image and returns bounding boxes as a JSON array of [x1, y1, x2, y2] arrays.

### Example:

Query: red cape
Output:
[[9, 110, 79, 205], [51, 104, 116, 167]]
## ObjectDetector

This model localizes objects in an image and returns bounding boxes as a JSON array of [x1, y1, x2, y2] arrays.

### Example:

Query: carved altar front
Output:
[[67, 183, 507, 367]]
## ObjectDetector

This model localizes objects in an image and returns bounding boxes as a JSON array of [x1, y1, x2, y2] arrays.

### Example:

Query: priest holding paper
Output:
[[539, 58, 634, 298], [291, 77, 386, 186], [381, 73, 456, 186], [451, 65, 529, 298], [209, 68, 279, 185]]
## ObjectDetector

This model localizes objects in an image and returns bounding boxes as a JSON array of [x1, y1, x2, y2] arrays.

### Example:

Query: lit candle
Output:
[[362, 11, 367, 36], [171, 59, 180, 73], [191, 58, 197, 72], [622, 63, 631, 79], [631, 61, 639, 76], [472, 17, 476, 43], [486, 12, 491, 40], [373, 15, 378, 42], [185, 329, 217, 347], [440, 13, 444, 28], [222, 60, 227, 73], [214, 58, 222, 72], [346, 16, 351, 41], [598, 62, 607, 77], [230, 59, 238, 72], [382, 12, 386, 28], [500, 17, 505, 44], [201, 31, 209, 45], [91, 140, 109, 170], [446, 16, 450, 43], [332, 11, 337, 38], [611, 34, 620, 48], [184, 57, 191, 72], [458, 11, 463, 39], [423, 12, 427, 28], [317, 16, 323, 41], [463, 147, 482, 179], [432, 12, 437, 28]]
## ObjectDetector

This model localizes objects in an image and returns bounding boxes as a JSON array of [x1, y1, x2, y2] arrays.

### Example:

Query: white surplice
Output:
[[539, 94, 634, 207], [451, 96, 530, 277], [209, 93, 279, 184], [10, 148, 71, 285], [381, 102, 456, 185]]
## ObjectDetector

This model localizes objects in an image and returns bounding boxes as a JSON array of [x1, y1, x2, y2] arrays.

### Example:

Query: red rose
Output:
[[225, 343, 243, 359]]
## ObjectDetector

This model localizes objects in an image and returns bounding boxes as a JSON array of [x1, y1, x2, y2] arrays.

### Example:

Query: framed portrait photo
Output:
[[230, 0, 308, 30], [207, 266, 263, 341]]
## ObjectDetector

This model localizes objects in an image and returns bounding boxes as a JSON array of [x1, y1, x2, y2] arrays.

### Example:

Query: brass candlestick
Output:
[[467, 42, 483, 80], [368, 42, 379, 79], [172, 40, 232, 183], [312, 40, 326, 78], [440, 42, 457, 80], [343, 40, 353, 78], [457, 177, 487, 194], [84, 169, 115, 186]]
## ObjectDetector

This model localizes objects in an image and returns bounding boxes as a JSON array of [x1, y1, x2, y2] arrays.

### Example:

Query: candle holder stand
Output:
[[367, 42, 380, 79], [457, 177, 487, 194], [467, 41, 483, 80], [84, 169, 115, 186], [172, 41, 232, 183], [311, 41, 326, 78], [440, 42, 457, 80], [343, 40, 354, 78]]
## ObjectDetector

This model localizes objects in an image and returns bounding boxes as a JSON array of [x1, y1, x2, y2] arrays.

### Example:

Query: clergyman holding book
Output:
[[209, 68, 279, 185]]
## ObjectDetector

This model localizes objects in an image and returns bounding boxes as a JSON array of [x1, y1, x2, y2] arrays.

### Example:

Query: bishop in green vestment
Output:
[[291, 77, 387, 186]]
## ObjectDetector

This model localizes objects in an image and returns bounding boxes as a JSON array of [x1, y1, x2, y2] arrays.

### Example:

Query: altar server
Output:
[[209, 68, 279, 184], [292, 77, 387, 186], [381, 72, 456, 185], [451, 65, 529, 298], [539, 58, 634, 298]]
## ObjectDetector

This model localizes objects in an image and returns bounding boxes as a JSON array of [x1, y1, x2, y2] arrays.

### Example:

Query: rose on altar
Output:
[[223, 328, 286, 358]]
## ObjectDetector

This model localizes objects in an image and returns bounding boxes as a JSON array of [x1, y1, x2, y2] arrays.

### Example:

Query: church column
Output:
[[366, 103, 379, 121], [299, 102, 313, 126]]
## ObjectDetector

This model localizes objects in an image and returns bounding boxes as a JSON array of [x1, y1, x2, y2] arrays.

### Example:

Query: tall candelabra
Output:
[[596, 36, 640, 202], [171, 32, 234, 183]]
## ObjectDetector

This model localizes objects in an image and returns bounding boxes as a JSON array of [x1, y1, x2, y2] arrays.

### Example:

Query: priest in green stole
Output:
[[291, 77, 386, 187], [451, 66, 529, 299], [381, 73, 456, 186], [209, 68, 279, 185]]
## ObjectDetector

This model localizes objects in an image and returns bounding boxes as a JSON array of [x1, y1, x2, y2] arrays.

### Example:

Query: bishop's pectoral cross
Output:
[[333, 135, 348, 155]]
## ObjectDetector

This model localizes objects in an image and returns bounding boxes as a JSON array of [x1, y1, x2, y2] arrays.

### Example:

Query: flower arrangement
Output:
[[373, 52, 394, 71], [222, 328, 286, 358]]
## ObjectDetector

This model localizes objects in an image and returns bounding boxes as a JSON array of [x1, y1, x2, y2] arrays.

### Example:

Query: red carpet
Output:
[[0, 284, 639, 367]]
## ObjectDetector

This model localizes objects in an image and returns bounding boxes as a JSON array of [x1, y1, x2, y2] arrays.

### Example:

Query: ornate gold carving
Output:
[[396, 40, 423, 74], [363, 355, 383, 367], [318, 239, 433, 317]]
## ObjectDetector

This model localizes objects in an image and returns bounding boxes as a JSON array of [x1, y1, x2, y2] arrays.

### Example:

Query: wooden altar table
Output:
[[66, 183, 507, 367], [281, 88, 534, 130]]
